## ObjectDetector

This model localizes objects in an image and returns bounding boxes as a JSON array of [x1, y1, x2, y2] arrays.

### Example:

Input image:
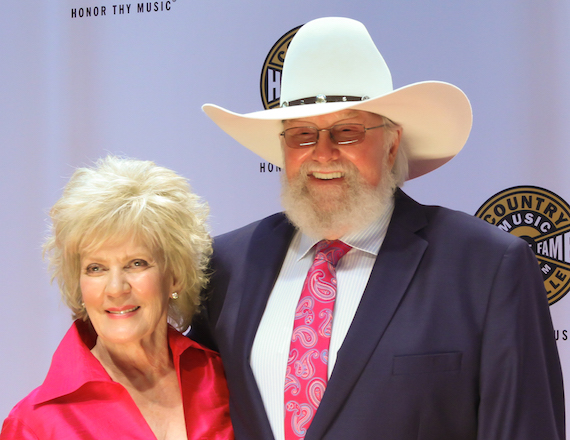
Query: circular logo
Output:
[[475, 186, 570, 305], [259, 25, 302, 110]]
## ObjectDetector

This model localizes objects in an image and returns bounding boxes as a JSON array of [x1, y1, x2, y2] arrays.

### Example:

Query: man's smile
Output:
[[310, 171, 345, 180]]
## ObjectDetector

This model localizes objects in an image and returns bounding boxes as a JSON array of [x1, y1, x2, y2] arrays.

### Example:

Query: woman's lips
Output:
[[106, 306, 140, 315]]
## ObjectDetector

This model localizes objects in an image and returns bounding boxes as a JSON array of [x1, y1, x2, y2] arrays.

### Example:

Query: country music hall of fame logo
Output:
[[260, 25, 301, 110], [476, 186, 570, 305]]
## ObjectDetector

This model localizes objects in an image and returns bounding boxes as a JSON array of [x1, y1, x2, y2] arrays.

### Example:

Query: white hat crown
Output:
[[281, 17, 394, 106]]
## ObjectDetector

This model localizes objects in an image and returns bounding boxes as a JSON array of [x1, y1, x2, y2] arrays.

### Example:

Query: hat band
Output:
[[281, 94, 370, 107]]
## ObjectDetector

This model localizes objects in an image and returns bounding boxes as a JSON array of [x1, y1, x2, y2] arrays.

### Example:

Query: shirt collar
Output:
[[32, 320, 211, 405], [296, 196, 395, 260]]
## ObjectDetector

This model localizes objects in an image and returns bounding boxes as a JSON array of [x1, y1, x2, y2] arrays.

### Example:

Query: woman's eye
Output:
[[85, 264, 102, 274], [130, 259, 149, 268]]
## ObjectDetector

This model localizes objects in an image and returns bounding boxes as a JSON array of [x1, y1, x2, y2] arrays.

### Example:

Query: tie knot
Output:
[[315, 240, 352, 266]]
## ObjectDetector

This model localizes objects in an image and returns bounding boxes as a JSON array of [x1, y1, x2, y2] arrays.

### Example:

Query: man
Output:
[[191, 17, 564, 440]]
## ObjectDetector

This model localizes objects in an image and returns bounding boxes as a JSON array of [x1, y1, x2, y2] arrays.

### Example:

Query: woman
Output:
[[0, 156, 234, 440]]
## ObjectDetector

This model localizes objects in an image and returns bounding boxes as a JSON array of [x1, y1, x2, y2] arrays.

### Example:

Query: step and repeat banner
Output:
[[2, 0, 570, 433]]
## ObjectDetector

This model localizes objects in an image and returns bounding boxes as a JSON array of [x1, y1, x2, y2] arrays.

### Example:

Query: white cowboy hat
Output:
[[202, 17, 472, 180]]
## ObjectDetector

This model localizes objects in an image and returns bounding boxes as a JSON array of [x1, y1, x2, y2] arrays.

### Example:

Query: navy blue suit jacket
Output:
[[191, 190, 565, 440]]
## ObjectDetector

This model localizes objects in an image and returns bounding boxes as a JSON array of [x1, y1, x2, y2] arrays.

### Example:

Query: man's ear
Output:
[[387, 126, 403, 167]]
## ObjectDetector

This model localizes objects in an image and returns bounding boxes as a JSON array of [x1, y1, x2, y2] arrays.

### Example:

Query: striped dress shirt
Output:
[[250, 199, 394, 440]]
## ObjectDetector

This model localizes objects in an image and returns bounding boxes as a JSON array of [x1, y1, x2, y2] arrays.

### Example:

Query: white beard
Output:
[[281, 157, 396, 240]]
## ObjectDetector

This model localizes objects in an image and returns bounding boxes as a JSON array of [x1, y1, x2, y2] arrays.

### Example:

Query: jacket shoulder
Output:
[[212, 212, 291, 252], [396, 190, 525, 249]]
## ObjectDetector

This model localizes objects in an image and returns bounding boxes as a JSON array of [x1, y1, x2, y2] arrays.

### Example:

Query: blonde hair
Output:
[[44, 155, 211, 332]]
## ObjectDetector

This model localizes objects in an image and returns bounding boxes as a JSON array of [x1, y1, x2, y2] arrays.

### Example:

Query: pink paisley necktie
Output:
[[284, 239, 352, 440]]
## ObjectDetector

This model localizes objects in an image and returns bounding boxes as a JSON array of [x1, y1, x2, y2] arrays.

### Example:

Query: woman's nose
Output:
[[105, 269, 130, 296]]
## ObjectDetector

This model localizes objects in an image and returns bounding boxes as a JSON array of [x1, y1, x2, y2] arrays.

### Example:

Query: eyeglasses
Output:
[[280, 123, 385, 149]]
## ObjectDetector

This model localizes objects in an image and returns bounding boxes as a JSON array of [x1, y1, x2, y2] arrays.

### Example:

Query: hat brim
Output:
[[202, 80, 472, 180]]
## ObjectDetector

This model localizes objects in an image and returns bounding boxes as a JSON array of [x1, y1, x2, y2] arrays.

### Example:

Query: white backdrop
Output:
[[2, 0, 570, 434]]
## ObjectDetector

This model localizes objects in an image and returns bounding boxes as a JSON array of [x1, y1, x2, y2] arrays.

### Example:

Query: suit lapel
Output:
[[308, 191, 429, 439], [233, 213, 296, 357], [230, 214, 295, 439]]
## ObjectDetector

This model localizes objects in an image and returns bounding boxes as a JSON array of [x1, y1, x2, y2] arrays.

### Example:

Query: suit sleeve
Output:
[[477, 239, 565, 439], [189, 250, 226, 352], [189, 287, 219, 352]]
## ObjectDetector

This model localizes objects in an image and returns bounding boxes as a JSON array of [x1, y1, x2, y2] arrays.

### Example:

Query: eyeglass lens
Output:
[[283, 124, 367, 148]]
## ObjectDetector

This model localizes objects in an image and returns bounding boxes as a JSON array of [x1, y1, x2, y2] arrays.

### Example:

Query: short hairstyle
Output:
[[44, 155, 211, 332]]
